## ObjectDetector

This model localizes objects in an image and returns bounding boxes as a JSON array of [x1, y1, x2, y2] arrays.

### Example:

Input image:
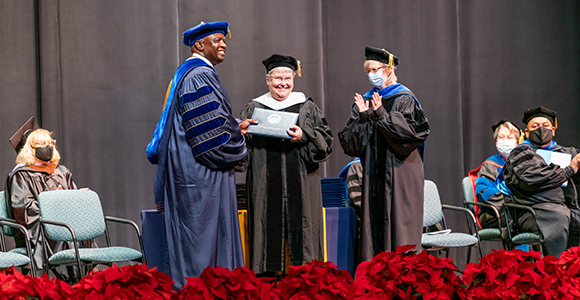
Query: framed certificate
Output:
[[246, 108, 299, 139]]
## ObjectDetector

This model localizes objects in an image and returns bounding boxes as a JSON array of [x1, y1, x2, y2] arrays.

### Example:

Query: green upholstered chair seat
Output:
[[476, 228, 502, 240], [8, 247, 28, 256], [422, 232, 479, 248], [512, 232, 541, 245], [0, 252, 31, 268], [47, 247, 143, 265]]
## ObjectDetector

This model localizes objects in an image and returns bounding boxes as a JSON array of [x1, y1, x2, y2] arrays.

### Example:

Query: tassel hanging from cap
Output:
[[228, 29, 231, 39], [388, 54, 394, 67], [297, 60, 302, 77]]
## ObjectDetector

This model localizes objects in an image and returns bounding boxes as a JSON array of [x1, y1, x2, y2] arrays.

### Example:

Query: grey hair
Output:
[[493, 122, 521, 141], [267, 66, 296, 78]]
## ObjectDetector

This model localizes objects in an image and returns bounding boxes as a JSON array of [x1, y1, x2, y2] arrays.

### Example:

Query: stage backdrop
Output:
[[1, 0, 579, 267]]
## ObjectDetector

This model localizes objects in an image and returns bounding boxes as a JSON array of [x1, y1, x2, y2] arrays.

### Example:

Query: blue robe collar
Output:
[[146, 58, 213, 164], [487, 154, 506, 166], [520, 139, 561, 151], [363, 83, 412, 98]]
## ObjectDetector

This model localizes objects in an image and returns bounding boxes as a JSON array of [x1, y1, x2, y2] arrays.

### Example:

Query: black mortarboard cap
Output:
[[365, 46, 399, 66], [522, 106, 557, 128], [491, 119, 521, 133], [9, 116, 39, 153], [182, 21, 230, 47], [262, 54, 302, 77]]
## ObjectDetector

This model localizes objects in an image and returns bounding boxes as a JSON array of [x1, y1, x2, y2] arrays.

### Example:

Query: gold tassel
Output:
[[388, 54, 394, 67], [518, 130, 525, 144], [555, 118, 558, 129], [297, 60, 302, 77], [228, 29, 232, 39]]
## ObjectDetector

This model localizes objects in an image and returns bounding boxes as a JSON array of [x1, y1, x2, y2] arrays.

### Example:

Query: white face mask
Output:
[[368, 71, 386, 88], [496, 139, 517, 157]]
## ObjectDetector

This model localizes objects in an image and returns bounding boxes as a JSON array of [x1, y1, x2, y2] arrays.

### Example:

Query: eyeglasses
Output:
[[365, 66, 386, 74], [269, 76, 294, 84]]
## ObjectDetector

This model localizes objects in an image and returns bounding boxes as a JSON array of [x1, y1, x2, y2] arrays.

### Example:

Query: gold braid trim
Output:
[[297, 60, 302, 77]]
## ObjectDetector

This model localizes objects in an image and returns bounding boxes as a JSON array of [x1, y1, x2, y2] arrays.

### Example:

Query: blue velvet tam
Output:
[[182, 21, 229, 47]]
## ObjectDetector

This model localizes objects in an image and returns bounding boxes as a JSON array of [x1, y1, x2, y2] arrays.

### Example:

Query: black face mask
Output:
[[35, 146, 54, 162], [528, 127, 553, 146]]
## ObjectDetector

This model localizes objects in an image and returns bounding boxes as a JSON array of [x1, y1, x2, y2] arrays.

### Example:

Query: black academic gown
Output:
[[4, 165, 76, 270], [503, 142, 580, 257], [239, 95, 332, 274], [338, 89, 429, 262]]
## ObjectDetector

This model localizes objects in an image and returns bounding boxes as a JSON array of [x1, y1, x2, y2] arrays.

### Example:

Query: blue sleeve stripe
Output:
[[182, 99, 221, 122], [192, 131, 231, 158], [185, 116, 227, 143], [179, 85, 213, 106]]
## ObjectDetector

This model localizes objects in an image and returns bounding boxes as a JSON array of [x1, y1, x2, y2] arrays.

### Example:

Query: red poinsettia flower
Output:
[[464, 249, 580, 299], [0, 267, 74, 299], [175, 265, 285, 300], [559, 246, 580, 288], [353, 245, 468, 300], [72, 263, 174, 299], [276, 260, 355, 299]]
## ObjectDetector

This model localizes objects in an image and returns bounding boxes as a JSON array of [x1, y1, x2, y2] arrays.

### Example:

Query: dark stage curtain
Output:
[[1, 0, 579, 267]]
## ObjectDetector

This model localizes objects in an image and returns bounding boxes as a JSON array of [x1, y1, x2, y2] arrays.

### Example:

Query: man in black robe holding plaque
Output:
[[503, 106, 580, 257], [238, 54, 333, 276], [338, 46, 430, 261]]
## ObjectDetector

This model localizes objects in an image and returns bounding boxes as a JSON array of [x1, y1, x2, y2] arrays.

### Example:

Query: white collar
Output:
[[252, 92, 307, 110], [189, 53, 213, 67]]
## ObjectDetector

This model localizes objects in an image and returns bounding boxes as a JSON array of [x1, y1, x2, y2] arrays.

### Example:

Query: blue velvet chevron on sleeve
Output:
[[179, 85, 230, 157]]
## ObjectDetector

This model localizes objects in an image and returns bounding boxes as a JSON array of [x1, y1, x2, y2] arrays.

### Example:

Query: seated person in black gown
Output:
[[5, 128, 94, 274], [503, 106, 580, 257]]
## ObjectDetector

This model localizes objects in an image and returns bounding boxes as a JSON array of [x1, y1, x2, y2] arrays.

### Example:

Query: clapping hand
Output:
[[371, 92, 382, 111], [570, 153, 580, 174], [354, 93, 369, 113]]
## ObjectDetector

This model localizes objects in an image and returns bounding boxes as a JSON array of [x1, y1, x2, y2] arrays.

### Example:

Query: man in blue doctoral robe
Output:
[[146, 21, 250, 289]]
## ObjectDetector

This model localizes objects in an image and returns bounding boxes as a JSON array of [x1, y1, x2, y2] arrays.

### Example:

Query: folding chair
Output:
[[0, 191, 35, 273], [422, 180, 481, 263], [38, 189, 145, 281], [461, 177, 506, 249]]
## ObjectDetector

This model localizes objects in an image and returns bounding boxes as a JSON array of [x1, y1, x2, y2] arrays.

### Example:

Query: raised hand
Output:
[[371, 92, 382, 111], [354, 93, 369, 113], [570, 153, 580, 174]]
